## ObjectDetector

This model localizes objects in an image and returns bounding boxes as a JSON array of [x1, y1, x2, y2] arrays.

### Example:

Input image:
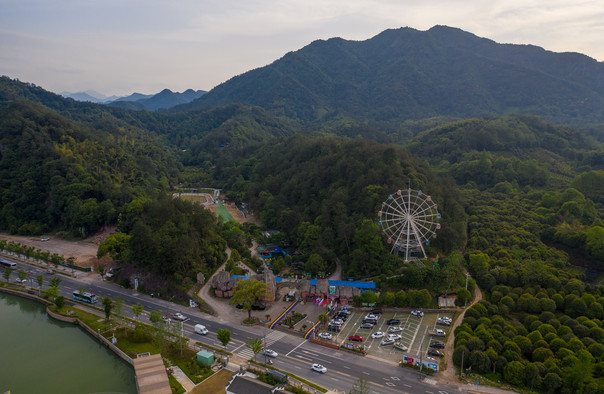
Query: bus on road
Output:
[[72, 290, 98, 304], [0, 259, 17, 269]]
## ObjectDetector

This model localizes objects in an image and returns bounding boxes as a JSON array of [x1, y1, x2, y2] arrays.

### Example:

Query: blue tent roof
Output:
[[309, 279, 375, 289], [229, 276, 374, 289]]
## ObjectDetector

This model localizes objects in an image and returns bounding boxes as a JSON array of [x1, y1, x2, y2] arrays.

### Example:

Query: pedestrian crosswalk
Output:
[[235, 331, 286, 359]]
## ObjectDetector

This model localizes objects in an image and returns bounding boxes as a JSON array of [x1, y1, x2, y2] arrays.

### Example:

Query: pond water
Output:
[[0, 291, 136, 394]]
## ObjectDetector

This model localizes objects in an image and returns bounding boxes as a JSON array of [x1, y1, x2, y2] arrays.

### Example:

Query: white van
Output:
[[194, 324, 208, 335]]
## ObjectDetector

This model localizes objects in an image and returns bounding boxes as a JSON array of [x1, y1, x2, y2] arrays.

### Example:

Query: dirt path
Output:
[[437, 277, 483, 384]]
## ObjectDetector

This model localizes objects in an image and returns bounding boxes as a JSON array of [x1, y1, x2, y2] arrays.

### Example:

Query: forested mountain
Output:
[[108, 88, 206, 110], [178, 25, 604, 128], [213, 135, 467, 278], [409, 115, 603, 189], [0, 80, 181, 236]]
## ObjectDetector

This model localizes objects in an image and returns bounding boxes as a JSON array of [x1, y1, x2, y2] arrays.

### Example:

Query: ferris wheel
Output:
[[378, 187, 441, 261]]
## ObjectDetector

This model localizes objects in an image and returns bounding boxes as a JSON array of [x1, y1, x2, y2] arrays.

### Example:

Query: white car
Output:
[[411, 310, 424, 317], [388, 326, 403, 333], [173, 312, 187, 321], [312, 363, 327, 373], [264, 349, 278, 358], [318, 332, 332, 340], [387, 334, 402, 341], [380, 338, 395, 346], [394, 342, 408, 351], [371, 331, 384, 339]]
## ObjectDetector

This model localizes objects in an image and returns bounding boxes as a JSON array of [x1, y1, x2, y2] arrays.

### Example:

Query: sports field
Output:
[[177, 194, 212, 204], [214, 203, 235, 222]]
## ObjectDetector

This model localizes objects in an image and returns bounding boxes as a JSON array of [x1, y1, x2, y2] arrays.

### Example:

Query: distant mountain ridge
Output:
[[62, 88, 206, 110], [176, 25, 604, 126]]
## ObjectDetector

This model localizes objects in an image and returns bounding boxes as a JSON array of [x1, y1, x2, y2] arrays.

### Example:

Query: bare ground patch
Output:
[[0, 226, 116, 268]]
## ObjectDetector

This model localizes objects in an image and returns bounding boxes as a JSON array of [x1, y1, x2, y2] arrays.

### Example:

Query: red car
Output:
[[349, 335, 364, 342]]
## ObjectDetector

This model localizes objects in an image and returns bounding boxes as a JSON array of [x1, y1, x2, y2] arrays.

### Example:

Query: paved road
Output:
[[2, 258, 460, 394]]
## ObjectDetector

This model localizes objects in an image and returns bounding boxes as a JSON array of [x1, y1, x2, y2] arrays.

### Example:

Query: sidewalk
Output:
[[171, 365, 195, 392]]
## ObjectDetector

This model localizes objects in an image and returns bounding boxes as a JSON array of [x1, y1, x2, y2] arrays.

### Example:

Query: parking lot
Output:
[[318, 309, 455, 364]]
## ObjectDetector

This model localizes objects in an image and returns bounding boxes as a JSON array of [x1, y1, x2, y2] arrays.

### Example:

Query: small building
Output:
[[196, 350, 214, 366]]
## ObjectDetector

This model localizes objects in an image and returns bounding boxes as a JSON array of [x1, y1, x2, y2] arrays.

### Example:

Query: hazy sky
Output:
[[2, 0, 604, 97]]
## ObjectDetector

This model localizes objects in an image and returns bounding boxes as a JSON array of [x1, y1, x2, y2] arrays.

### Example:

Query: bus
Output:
[[0, 259, 17, 269], [72, 290, 98, 304]]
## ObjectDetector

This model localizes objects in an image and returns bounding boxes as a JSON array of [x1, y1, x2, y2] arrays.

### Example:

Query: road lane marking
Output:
[[286, 339, 307, 356], [334, 371, 350, 378], [362, 372, 370, 375], [343, 365, 351, 369], [294, 354, 313, 361]]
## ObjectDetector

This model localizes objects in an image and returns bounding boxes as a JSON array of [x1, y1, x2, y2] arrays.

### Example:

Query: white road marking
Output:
[[295, 354, 313, 361], [286, 340, 307, 356]]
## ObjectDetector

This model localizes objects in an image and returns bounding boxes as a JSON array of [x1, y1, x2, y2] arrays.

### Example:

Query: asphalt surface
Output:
[[2, 258, 460, 394]]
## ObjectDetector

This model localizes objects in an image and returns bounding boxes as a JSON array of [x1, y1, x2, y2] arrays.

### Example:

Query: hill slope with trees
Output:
[[178, 25, 604, 128]]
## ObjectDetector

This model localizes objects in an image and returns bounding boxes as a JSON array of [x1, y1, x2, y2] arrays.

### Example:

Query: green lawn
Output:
[[214, 203, 235, 222]]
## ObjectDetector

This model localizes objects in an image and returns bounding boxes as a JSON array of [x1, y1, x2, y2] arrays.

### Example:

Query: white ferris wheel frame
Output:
[[378, 187, 440, 261]]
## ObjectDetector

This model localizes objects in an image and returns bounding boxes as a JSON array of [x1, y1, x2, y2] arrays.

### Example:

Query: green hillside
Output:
[[178, 26, 604, 128]]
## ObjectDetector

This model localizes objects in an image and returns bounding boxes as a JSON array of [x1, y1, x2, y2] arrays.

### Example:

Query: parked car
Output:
[[318, 332, 332, 340], [430, 341, 445, 349], [364, 314, 378, 320], [312, 364, 327, 373], [388, 326, 403, 333], [172, 312, 187, 321], [410, 310, 424, 317], [370, 307, 383, 314], [427, 349, 444, 357], [437, 316, 452, 326], [429, 329, 446, 337], [360, 323, 374, 329], [349, 335, 364, 342], [387, 334, 402, 341], [330, 318, 344, 325], [371, 331, 385, 339], [251, 302, 266, 310], [380, 338, 395, 346], [362, 319, 377, 325], [264, 349, 278, 358], [394, 342, 408, 351], [327, 325, 341, 332], [387, 319, 401, 325]]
